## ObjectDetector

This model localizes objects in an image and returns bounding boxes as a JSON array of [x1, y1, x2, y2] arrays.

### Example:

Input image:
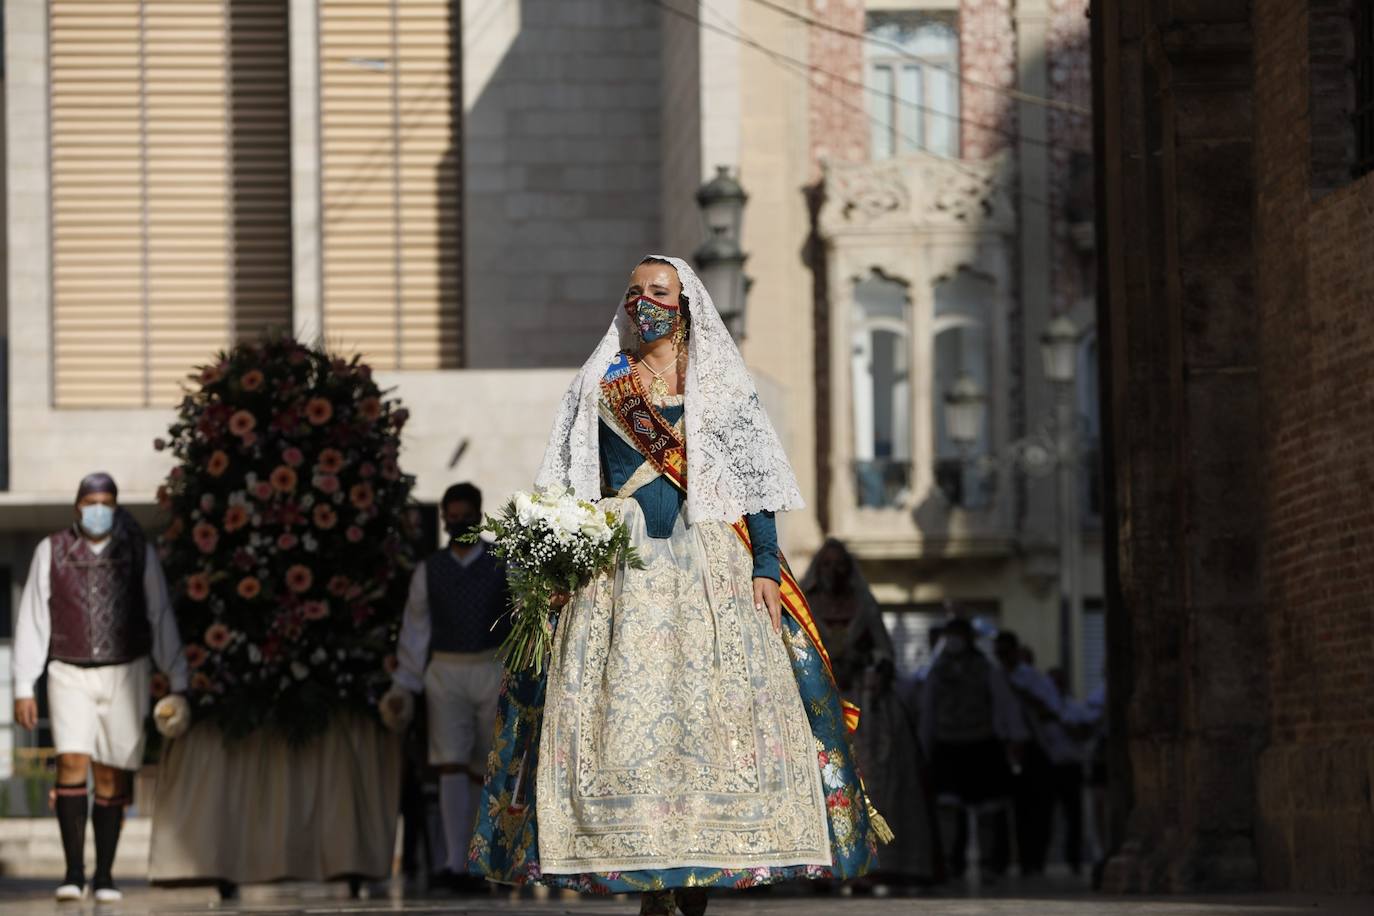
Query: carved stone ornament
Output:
[[819, 152, 1015, 237]]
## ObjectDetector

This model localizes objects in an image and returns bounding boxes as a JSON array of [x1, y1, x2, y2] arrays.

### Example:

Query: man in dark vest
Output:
[[382, 482, 511, 891], [11, 472, 188, 902]]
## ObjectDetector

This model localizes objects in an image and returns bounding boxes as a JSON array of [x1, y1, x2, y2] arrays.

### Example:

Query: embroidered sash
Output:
[[600, 352, 861, 734]]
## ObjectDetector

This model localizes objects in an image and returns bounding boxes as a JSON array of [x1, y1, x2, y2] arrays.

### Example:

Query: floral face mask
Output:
[[625, 295, 680, 343]]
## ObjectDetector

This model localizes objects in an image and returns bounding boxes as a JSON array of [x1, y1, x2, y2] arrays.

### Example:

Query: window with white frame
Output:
[[933, 267, 993, 509], [865, 11, 960, 160], [852, 271, 912, 508]]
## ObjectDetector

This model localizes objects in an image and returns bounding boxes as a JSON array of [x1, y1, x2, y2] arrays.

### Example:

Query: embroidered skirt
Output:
[[469, 499, 879, 893]]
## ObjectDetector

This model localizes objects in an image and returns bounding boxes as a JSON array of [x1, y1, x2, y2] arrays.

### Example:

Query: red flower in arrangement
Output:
[[200, 364, 224, 385], [185, 644, 209, 669], [312, 504, 338, 530], [193, 522, 220, 554], [346, 526, 364, 544], [240, 431, 258, 449], [186, 572, 211, 602], [390, 408, 410, 430], [270, 465, 298, 493], [207, 450, 230, 478], [223, 505, 250, 533], [349, 482, 375, 511], [150, 673, 171, 700], [305, 397, 334, 426], [359, 462, 376, 479], [326, 575, 351, 596], [302, 600, 329, 621], [277, 532, 299, 551], [286, 565, 314, 594], [191, 672, 213, 692], [252, 481, 273, 501], [205, 623, 232, 650], [826, 790, 851, 810], [314, 473, 340, 495], [282, 446, 304, 467], [380, 458, 400, 481], [237, 576, 262, 600], [229, 410, 257, 438], [318, 448, 345, 474], [241, 369, 265, 392], [358, 396, 382, 422]]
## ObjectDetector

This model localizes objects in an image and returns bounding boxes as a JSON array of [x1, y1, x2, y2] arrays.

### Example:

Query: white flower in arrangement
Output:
[[291, 661, 310, 681], [310, 648, 327, 665]]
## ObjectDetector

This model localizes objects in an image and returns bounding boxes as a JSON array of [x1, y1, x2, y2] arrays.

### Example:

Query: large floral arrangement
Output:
[[155, 338, 416, 743], [474, 486, 641, 674]]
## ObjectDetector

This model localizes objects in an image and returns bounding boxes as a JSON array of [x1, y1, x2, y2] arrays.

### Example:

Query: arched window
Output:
[[852, 272, 911, 508], [865, 13, 960, 160], [933, 268, 993, 508]]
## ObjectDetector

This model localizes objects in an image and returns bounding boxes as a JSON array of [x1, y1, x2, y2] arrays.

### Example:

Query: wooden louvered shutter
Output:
[[49, 0, 293, 409], [50, 1, 148, 407], [319, 0, 462, 369]]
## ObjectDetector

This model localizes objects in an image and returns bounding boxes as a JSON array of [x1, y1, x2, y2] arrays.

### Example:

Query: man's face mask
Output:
[[625, 295, 680, 343], [80, 503, 115, 538]]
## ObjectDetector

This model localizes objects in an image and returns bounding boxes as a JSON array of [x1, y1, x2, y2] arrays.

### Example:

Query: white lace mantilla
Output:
[[534, 255, 804, 523]]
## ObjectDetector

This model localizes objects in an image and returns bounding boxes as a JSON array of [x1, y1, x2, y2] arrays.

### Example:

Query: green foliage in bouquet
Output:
[[473, 488, 644, 675], [156, 337, 417, 744]]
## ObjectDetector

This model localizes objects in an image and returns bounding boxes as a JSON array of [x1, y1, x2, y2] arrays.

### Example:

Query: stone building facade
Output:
[[1096, 0, 1374, 893]]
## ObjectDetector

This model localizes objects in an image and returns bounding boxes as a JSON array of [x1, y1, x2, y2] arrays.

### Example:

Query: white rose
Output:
[[514, 491, 535, 525]]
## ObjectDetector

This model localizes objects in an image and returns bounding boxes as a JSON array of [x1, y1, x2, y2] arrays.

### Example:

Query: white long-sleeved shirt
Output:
[[393, 543, 487, 695], [12, 535, 189, 699]]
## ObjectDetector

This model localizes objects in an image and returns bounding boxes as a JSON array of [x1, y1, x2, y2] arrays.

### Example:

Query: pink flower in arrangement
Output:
[[358, 397, 382, 422], [302, 600, 329, 621], [228, 410, 257, 438], [286, 565, 314, 594], [270, 466, 298, 493], [313, 504, 338, 531], [240, 431, 258, 449], [206, 450, 230, 478], [252, 481, 273, 501], [205, 623, 232, 651], [327, 575, 351, 596], [185, 644, 209, 668], [318, 448, 345, 474], [200, 365, 224, 385], [224, 505, 250, 533], [349, 482, 374, 511], [277, 532, 299, 551], [282, 446, 304, 467], [314, 474, 340, 495], [193, 522, 220, 554], [305, 397, 334, 426], [346, 526, 364, 544], [237, 576, 262, 600], [241, 369, 265, 392], [186, 573, 211, 602], [191, 672, 213, 692], [150, 673, 171, 700], [359, 462, 376, 479]]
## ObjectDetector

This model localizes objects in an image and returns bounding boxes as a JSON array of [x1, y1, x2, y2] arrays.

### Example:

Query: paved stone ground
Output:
[[0, 877, 1370, 916]]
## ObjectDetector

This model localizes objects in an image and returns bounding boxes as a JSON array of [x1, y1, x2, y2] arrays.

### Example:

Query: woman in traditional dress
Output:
[[471, 257, 883, 914], [801, 539, 942, 889]]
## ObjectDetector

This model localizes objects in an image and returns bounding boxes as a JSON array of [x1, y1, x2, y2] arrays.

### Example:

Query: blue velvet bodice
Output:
[[598, 403, 779, 582]]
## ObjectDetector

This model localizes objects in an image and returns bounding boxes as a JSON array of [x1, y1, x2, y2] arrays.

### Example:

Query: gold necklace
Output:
[[639, 352, 677, 402]]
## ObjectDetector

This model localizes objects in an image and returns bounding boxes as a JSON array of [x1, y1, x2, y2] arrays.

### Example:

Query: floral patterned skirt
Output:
[[469, 501, 878, 893]]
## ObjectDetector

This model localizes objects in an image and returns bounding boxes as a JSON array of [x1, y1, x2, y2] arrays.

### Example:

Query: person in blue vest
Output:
[[382, 482, 511, 892]]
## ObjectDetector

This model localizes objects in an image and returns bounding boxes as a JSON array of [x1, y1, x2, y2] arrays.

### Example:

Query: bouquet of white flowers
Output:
[[473, 487, 642, 674]]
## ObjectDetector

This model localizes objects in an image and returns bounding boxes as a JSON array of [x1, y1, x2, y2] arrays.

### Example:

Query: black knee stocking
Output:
[[54, 782, 88, 887], [91, 795, 128, 888]]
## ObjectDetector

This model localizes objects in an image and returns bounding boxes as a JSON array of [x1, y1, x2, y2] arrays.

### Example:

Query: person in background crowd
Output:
[[802, 539, 942, 889], [381, 483, 512, 893], [920, 617, 1027, 879], [11, 473, 189, 903], [993, 630, 1062, 877], [1043, 667, 1090, 875]]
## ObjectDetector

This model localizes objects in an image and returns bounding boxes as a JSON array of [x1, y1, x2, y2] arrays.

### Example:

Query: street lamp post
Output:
[[943, 315, 1084, 685], [694, 166, 749, 341]]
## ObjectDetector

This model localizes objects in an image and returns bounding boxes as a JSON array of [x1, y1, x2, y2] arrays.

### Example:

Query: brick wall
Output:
[[807, 0, 867, 173], [1254, 0, 1374, 890]]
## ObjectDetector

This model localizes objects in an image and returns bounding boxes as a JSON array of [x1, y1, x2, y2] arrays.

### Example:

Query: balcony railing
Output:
[[854, 459, 912, 508]]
